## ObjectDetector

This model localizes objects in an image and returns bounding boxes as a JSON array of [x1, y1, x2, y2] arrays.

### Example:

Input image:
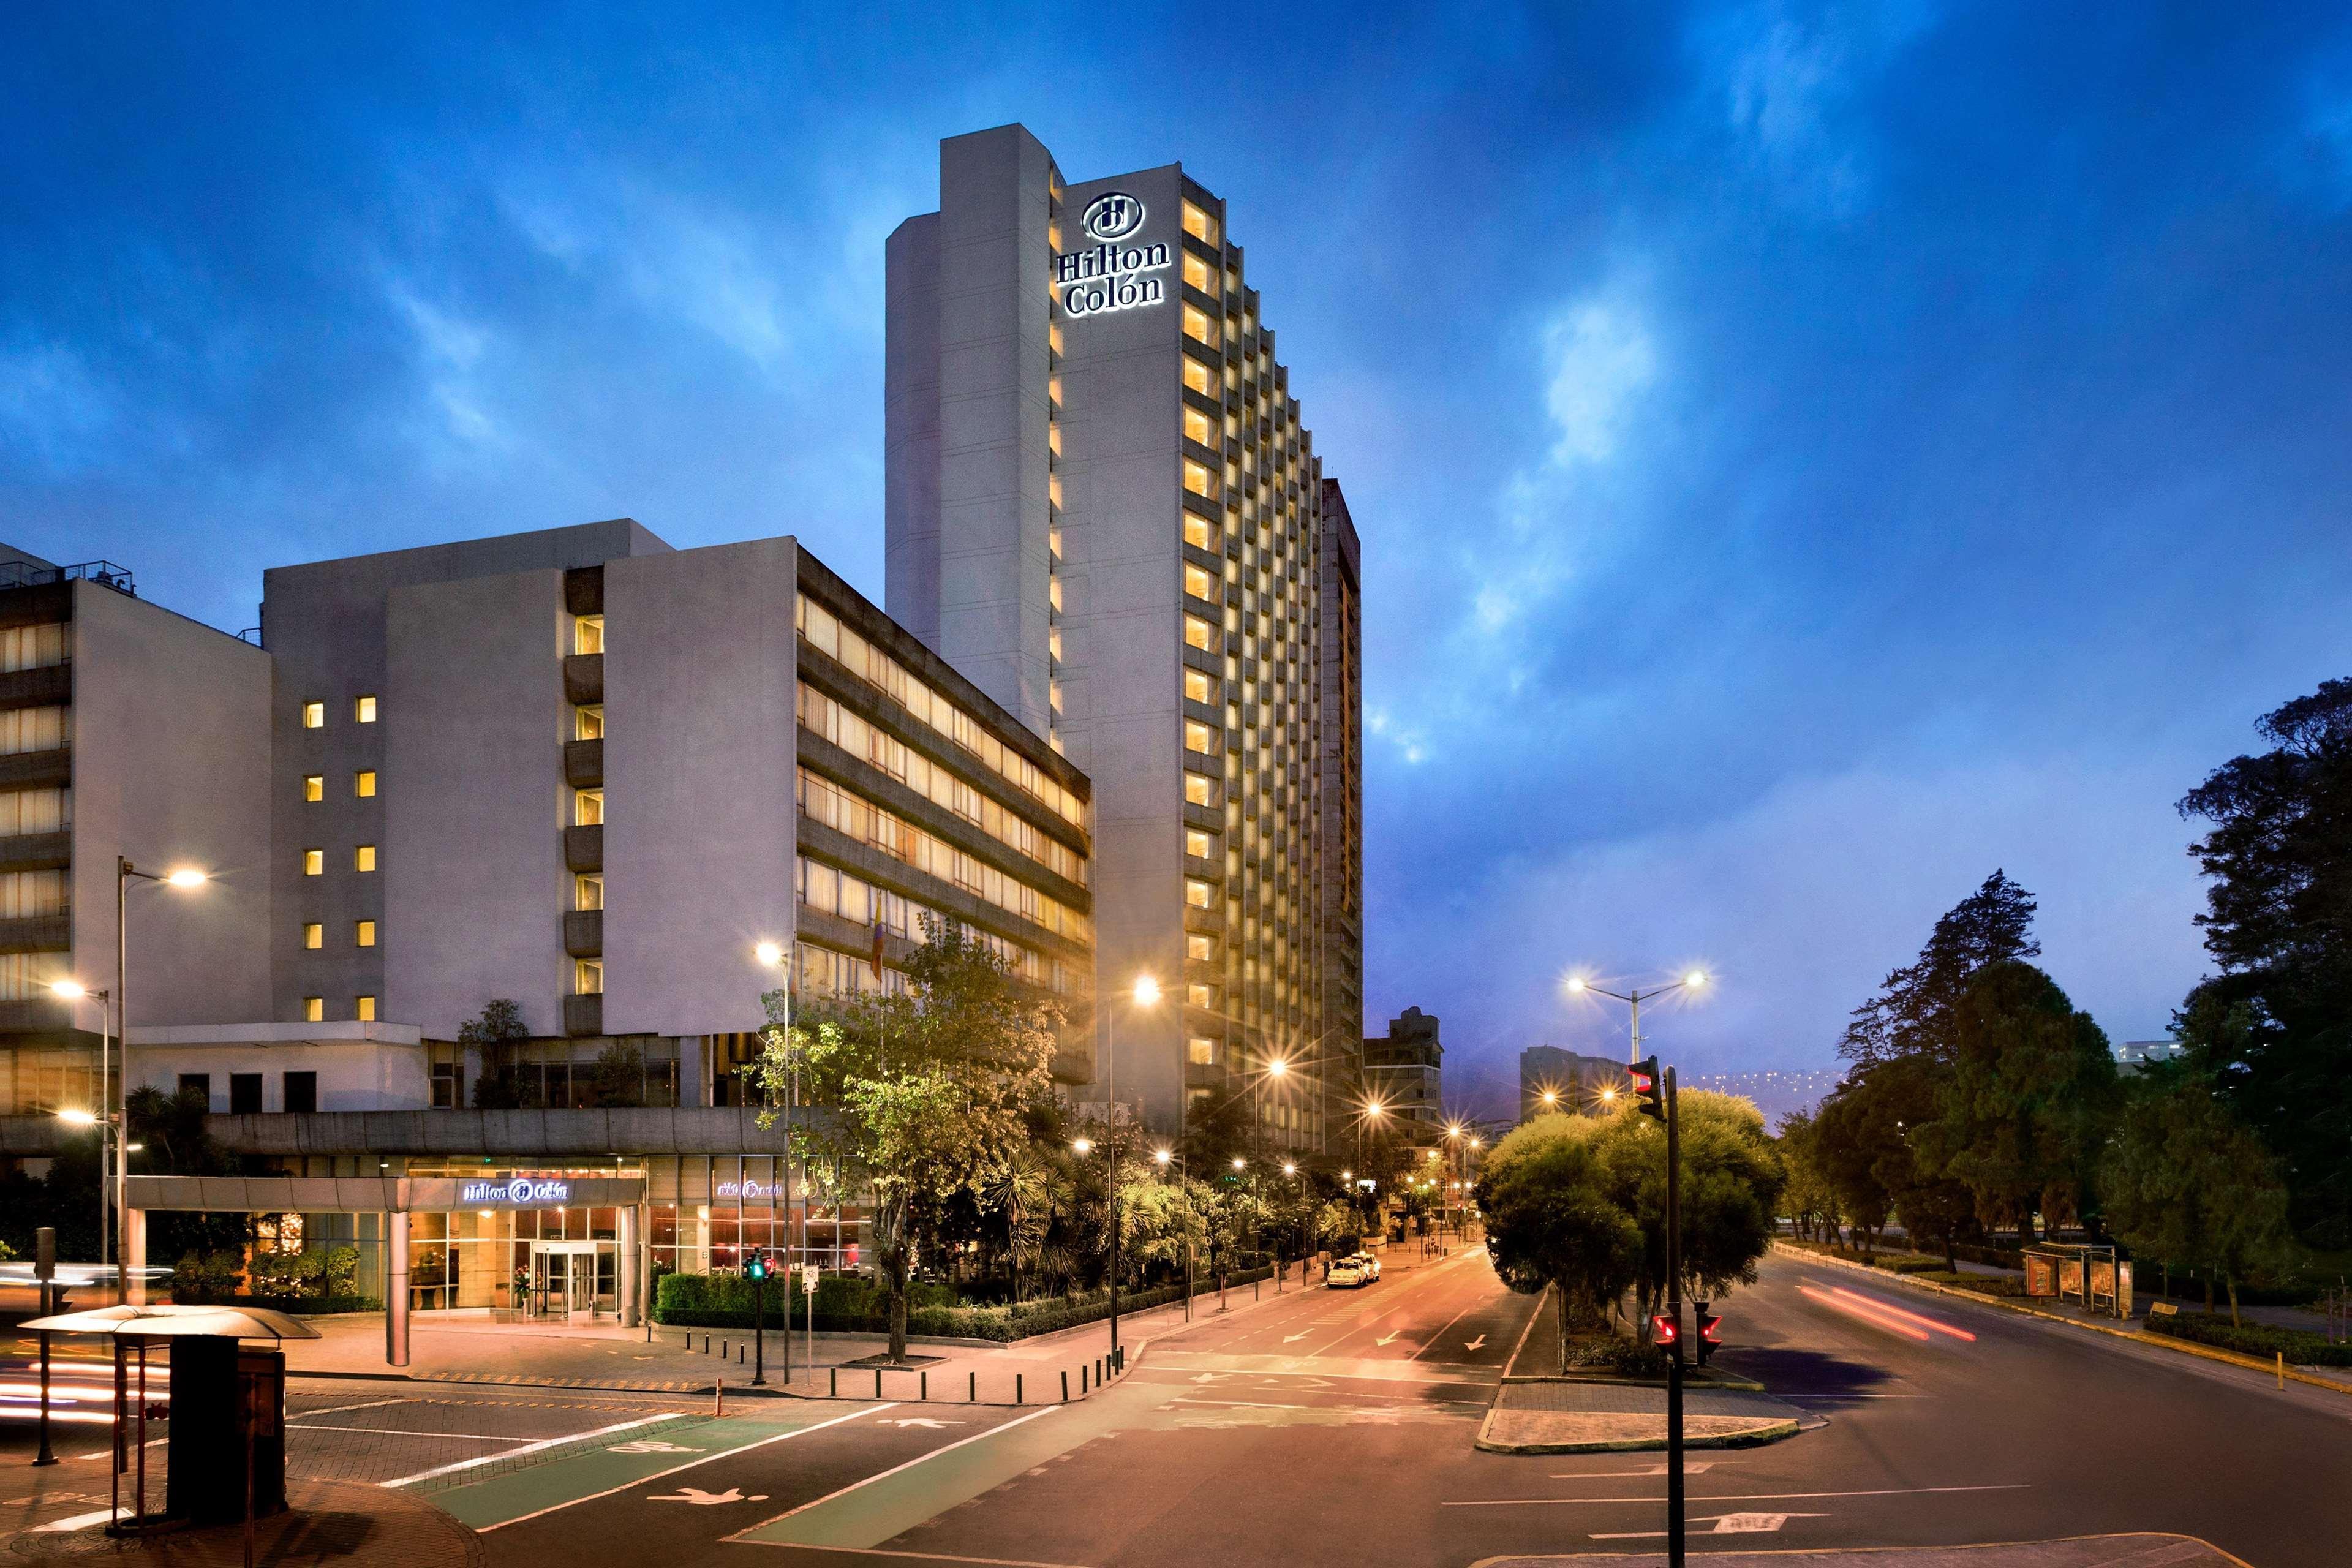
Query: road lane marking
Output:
[[737, 1404, 1064, 1528], [1442, 1483, 2030, 1507], [1409, 1287, 1504, 1362], [1593, 1510, 1828, 1538], [477, 1403, 895, 1531], [287, 1398, 409, 1419], [293, 1423, 545, 1441], [1550, 1462, 1724, 1477], [383, 1414, 684, 1487]]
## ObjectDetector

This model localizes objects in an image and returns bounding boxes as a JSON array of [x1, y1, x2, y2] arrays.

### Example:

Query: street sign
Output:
[[801, 1264, 820, 1292]]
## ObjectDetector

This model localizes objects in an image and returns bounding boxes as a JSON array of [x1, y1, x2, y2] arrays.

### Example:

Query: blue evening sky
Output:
[[6, 5, 2349, 1114]]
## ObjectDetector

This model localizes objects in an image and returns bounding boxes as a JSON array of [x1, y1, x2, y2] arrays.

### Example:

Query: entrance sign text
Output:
[[460, 1178, 571, 1206]]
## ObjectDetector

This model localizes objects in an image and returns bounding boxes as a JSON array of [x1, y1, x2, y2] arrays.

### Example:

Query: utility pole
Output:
[[1665, 1064, 1684, 1565]]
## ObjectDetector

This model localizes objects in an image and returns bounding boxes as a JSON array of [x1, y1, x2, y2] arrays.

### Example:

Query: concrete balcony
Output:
[[563, 824, 603, 872], [0, 829, 70, 873], [562, 992, 602, 1038], [0, 663, 70, 710], [198, 1105, 806, 1158], [0, 912, 71, 954], [564, 737, 604, 788], [563, 908, 602, 957], [0, 749, 70, 790], [0, 997, 70, 1035], [562, 652, 604, 705]]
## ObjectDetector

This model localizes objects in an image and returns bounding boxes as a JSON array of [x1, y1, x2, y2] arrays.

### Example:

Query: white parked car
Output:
[[1347, 1251, 1382, 1281], [1327, 1257, 1368, 1288]]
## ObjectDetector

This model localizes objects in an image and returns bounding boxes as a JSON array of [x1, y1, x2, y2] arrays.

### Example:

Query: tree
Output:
[[752, 921, 1058, 1362], [1809, 1087, 1891, 1254], [589, 1042, 647, 1107], [2176, 677, 2352, 1246], [1774, 1110, 1840, 1243], [1841, 871, 2040, 1065], [1595, 1091, 1786, 1313], [1479, 1115, 1643, 1344], [464, 1000, 531, 1109], [2101, 1068, 2294, 1324], [1921, 962, 2119, 1246], [1814, 1057, 1977, 1265]]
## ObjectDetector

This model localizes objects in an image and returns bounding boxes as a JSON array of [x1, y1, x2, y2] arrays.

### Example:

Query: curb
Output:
[[1771, 1242, 2352, 1398], [1472, 1408, 1800, 1455]]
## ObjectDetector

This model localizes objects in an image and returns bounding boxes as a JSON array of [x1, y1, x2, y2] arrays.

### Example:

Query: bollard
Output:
[[738, 1343, 745, 1365], [714, 1380, 724, 1417], [1062, 1370, 1069, 1401], [921, 1371, 929, 1401], [1095, 1356, 1103, 1384], [2278, 1351, 2285, 1389], [876, 1368, 884, 1400], [1016, 1373, 1023, 1404], [829, 1366, 837, 1398], [969, 1371, 976, 1403]]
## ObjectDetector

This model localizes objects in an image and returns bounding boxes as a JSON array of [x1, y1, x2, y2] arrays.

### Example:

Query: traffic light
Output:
[[1650, 1309, 1680, 1360], [1694, 1300, 1722, 1366], [1630, 1055, 1664, 1121], [746, 1250, 769, 1281]]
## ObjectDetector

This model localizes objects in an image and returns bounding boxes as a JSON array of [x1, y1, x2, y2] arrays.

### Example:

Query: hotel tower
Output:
[[885, 124, 1363, 1148]]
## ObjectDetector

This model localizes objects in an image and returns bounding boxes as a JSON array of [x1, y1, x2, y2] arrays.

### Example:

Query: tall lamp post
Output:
[[754, 940, 789, 1382], [1564, 969, 1709, 1066], [1099, 974, 1161, 1360], [66, 861, 206, 1292]]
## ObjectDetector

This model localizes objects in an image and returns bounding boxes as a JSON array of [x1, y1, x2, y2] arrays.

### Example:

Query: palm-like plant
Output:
[[982, 1148, 1051, 1303]]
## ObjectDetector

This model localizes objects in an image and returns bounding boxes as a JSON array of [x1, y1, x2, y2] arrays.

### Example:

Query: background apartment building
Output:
[[0, 548, 271, 1119], [1517, 1043, 1630, 1123], [885, 123, 1362, 1151]]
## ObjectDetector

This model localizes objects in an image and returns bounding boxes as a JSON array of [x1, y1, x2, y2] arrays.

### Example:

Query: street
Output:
[[9, 1248, 2349, 1565]]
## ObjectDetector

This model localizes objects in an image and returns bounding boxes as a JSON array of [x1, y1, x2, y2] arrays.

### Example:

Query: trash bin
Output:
[[165, 1339, 286, 1525]]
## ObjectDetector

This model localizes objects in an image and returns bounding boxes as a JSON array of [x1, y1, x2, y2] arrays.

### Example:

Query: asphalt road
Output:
[[13, 1248, 2350, 1565]]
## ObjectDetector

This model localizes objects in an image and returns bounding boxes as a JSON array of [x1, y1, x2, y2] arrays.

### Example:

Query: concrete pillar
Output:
[[124, 1209, 148, 1306], [385, 1211, 410, 1368], [617, 1205, 639, 1327]]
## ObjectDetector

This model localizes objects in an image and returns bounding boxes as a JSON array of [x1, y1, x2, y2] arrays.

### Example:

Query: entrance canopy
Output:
[[123, 1174, 646, 1213], [23, 1302, 319, 1340]]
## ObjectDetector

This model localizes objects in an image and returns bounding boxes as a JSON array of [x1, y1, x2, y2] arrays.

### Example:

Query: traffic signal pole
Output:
[[1664, 1064, 1684, 1566]]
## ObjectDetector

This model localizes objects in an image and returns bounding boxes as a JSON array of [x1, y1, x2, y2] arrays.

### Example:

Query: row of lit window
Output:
[[0, 787, 68, 837], [0, 706, 69, 757], [0, 624, 68, 674], [796, 687, 1085, 885], [796, 766, 1089, 944], [300, 696, 377, 728], [297, 995, 376, 1023], [796, 854, 1060, 991], [302, 846, 377, 874], [796, 594, 1083, 826], [301, 920, 376, 949], [303, 771, 377, 801]]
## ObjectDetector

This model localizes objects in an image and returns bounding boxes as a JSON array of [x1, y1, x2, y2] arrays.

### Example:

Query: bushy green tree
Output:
[[1841, 871, 2040, 1066], [1774, 1109, 1840, 1242], [2100, 1068, 2294, 1324], [1479, 1115, 1642, 1333], [1921, 961, 2119, 1245], [752, 921, 1058, 1362], [2176, 677, 2352, 1246]]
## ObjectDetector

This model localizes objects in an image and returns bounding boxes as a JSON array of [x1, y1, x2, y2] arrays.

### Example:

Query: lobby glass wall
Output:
[[648, 1155, 867, 1275]]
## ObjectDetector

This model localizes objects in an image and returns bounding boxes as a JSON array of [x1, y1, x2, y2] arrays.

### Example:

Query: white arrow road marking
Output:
[[880, 1417, 966, 1428], [648, 1486, 768, 1506], [1191, 1373, 1220, 1383], [609, 1439, 705, 1455], [1375, 1332, 1403, 1346], [1592, 1512, 1825, 1540], [1464, 1335, 1487, 1351], [1283, 1332, 1313, 1342]]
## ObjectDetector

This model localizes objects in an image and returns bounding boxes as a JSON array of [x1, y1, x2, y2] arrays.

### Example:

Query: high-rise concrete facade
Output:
[[887, 124, 1362, 1149], [1316, 481, 1364, 1142]]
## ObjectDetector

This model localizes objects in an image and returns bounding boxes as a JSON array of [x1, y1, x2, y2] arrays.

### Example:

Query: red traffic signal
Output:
[[1630, 1055, 1665, 1121], [1694, 1300, 1722, 1366], [1650, 1311, 1678, 1348]]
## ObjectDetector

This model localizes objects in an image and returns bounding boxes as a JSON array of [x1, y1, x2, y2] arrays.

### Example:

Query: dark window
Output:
[[429, 1060, 462, 1109], [284, 1071, 317, 1114], [177, 1072, 211, 1106], [230, 1073, 263, 1114]]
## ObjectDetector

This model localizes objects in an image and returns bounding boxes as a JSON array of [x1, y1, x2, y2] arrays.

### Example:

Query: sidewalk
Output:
[[277, 1255, 1335, 1403], [2, 1475, 483, 1568]]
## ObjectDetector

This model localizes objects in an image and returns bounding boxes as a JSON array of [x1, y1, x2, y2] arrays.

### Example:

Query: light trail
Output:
[[1831, 1284, 1977, 1341], [1796, 1283, 1931, 1341]]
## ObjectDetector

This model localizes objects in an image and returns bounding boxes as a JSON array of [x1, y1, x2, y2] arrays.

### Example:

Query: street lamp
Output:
[[1100, 974, 1160, 1359], [1564, 968, 1713, 1065], [94, 859, 209, 1300], [754, 939, 796, 1378], [50, 982, 117, 1275]]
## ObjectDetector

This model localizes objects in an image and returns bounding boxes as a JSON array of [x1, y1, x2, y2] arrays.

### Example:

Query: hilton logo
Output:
[[459, 1178, 571, 1207], [1081, 191, 1144, 241], [1057, 190, 1170, 318]]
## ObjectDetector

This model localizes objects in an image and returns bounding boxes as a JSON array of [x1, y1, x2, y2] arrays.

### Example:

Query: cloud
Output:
[[0, 342, 118, 473]]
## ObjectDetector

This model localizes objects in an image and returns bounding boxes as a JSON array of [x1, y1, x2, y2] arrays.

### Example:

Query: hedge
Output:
[[654, 1265, 1278, 1340], [2144, 1311, 2352, 1366], [176, 1292, 384, 1314]]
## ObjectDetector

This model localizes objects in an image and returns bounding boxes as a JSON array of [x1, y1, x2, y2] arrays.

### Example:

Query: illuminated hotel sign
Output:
[[1055, 190, 1169, 318], [459, 1178, 571, 1206], [714, 1179, 778, 1200]]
